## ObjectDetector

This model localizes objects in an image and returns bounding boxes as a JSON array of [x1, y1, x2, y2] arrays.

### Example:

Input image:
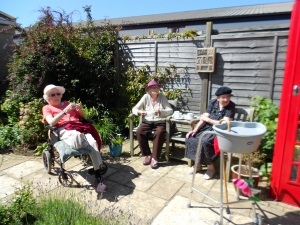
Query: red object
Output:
[[214, 137, 220, 155], [269, 0, 300, 207], [64, 122, 102, 150], [233, 179, 252, 196]]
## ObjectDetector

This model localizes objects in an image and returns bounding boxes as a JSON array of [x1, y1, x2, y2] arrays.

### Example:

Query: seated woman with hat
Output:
[[185, 86, 235, 179], [132, 80, 173, 169], [42, 84, 106, 190]]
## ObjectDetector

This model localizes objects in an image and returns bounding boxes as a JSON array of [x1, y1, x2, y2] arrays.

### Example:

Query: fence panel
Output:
[[118, 29, 288, 112]]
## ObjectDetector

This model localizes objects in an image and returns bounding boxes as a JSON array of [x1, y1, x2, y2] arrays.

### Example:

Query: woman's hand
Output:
[[75, 103, 83, 112], [64, 103, 76, 113], [154, 109, 161, 115], [186, 130, 197, 138], [138, 111, 147, 116]]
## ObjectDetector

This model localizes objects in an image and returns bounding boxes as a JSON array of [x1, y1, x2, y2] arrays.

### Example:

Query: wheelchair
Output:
[[42, 124, 108, 187]]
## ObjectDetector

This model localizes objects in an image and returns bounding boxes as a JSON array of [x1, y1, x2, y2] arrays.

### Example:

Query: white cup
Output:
[[173, 111, 179, 118], [187, 113, 194, 120], [173, 111, 183, 119], [146, 110, 155, 117]]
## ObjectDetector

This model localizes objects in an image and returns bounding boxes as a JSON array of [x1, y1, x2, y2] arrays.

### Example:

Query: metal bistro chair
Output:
[[128, 99, 178, 158]]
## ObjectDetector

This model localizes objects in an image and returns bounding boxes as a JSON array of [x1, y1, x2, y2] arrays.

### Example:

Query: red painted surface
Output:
[[270, 0, 300, 207]]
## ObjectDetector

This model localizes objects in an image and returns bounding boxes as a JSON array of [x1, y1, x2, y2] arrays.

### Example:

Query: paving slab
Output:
[[146, 176, 184, 200], [116, 189, 167, 224], [0, 156, 29, 172], [152, 195, 234, 225], [106, 167, 139, 186], [125, 165, 172, 192], [0, 174, 22, 198], [177, 182, 207, 203], [2, 160, 44, 179]]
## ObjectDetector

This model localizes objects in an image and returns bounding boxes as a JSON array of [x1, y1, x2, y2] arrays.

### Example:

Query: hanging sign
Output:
[[196, 47, 216, 72]]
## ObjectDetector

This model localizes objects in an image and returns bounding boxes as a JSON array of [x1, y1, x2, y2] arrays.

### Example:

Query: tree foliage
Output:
[[7, 7, 120, 114]]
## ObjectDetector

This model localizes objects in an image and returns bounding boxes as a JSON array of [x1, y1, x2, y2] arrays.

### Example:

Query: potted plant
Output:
[[231, 150, 266, 188], [109, 135, 126, 157]]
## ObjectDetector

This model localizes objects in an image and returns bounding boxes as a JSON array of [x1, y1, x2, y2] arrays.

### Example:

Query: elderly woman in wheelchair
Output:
[[42, 84, 107, 192]]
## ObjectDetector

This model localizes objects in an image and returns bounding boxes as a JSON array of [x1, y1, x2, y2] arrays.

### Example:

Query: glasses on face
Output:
[[149, 86, 160, 90], [49, 93, 61, 97]]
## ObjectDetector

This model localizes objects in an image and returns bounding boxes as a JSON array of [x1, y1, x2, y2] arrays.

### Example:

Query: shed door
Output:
[[270, 0, 300, 207]]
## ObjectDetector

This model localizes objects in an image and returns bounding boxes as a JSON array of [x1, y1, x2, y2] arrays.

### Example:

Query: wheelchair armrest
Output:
[[46, 125, 58, 132], [81, 119, 93, 124]]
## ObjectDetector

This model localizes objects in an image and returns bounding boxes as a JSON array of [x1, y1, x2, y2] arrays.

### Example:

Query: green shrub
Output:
[[0, 124, 22, 149], [18, 99, 47, 146], [93, 117, 116, 145], [251, 96, 279, 158], [1, 90, 20, 124], [34, 142, 48, 156], [1, 95, 46, 148], [0, 181, 36, 225]]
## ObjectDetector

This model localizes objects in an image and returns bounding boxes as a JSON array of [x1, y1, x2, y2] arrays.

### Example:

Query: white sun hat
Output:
[[43, 84, 65, 102]]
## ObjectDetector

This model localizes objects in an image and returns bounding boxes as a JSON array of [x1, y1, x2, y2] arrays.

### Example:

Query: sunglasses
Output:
[[49, 93, 61, 97]]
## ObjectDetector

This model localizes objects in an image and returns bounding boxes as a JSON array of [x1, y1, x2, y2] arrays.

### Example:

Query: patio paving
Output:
[[1, 140, 300, 224]]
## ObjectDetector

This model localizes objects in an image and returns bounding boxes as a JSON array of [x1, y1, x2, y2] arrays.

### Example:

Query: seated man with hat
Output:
[[132, 80, 173, 169], [185, 86, 235, 179]]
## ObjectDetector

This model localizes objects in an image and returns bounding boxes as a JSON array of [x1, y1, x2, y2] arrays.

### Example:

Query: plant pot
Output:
[[109, 144, 122, 157], [231, 165, 262, 188]]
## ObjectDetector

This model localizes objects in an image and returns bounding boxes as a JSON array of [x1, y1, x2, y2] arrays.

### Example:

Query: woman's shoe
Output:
[[187, 165, 202, 175], [150, 158, 158, 169], [143, 155, 152, 165], [204, 170, 215, 180]]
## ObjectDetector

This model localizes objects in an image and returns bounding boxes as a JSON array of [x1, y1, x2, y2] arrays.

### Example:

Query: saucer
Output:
[[173, 116, 184, 120]]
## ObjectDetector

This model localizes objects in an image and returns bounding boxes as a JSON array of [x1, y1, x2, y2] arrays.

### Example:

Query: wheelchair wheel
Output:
[[99, 162, 108, 175], [42, 149, 52, 174], [58, 171, 73, 187], [81, 154, 91, 163]]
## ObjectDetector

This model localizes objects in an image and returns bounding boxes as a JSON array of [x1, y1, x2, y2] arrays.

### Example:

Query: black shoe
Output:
[[98, 163, 108, 175], [87, 168, 95, 175]]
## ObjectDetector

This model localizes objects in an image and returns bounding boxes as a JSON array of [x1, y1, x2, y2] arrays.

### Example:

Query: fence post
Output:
[[269, 35, 278, 100], [200, 21, 213, 113]]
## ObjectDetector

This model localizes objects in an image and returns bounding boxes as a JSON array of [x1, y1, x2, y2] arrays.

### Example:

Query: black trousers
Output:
[[136, 122, 166, 160]]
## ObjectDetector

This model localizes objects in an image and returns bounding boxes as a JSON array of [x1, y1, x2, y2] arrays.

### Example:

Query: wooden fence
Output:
[[117, 25, 288, 115]]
